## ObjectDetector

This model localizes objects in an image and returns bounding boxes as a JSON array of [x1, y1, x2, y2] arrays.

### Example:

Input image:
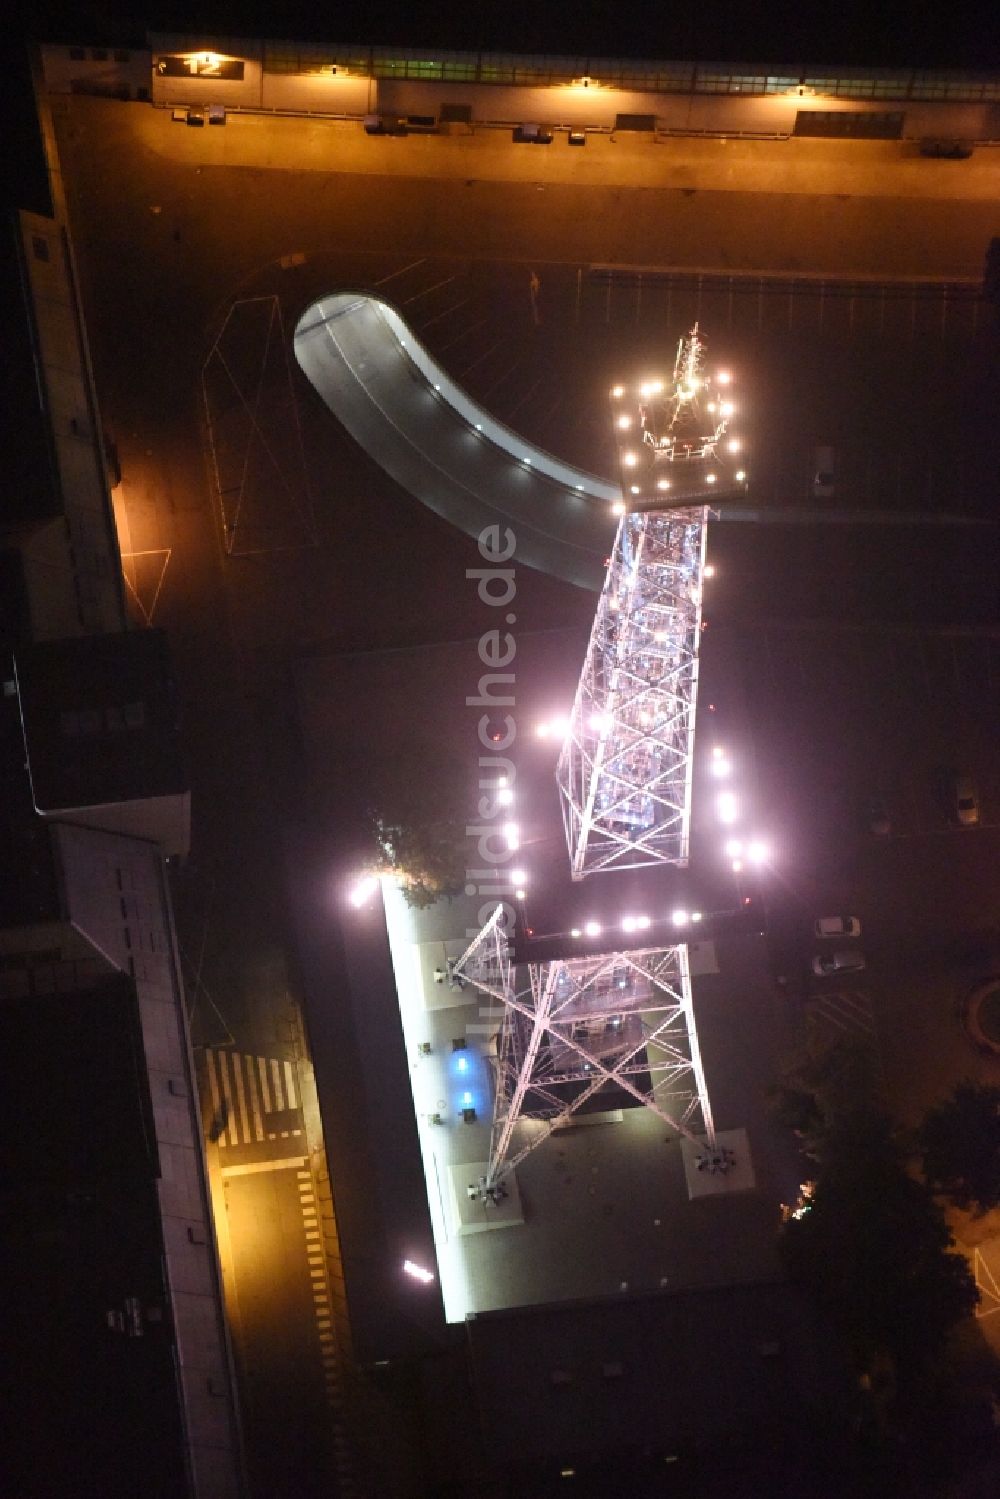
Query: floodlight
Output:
[[348, 874, 379, 908], [717, 791, 738, 823], [402, 1259, 434, 1284]]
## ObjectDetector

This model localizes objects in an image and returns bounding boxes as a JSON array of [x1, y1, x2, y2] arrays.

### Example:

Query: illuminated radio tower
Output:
[[451, 905, 726, 1197], [557, 327, 744, 879]]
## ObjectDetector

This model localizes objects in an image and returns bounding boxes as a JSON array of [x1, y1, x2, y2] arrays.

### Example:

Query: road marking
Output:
[[284, 1060, 297, 1109], [221, 1156, 308, 1177], [257, 1055, 272, 1113], [215, 1050, 240, 1147], [230, 1048, 251, 1145], [243, 1054, 264, 1142], [270, 1058, 284, 1111]]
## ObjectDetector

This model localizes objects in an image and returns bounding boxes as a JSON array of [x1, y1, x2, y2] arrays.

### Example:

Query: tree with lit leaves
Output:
[[366, 748, 468, 910], [919, 1080, 1000, 1214]]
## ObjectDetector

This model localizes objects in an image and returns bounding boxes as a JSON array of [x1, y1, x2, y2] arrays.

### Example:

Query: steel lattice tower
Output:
[[460, 330, 741, 1201], [452, 907, 721, 1193]]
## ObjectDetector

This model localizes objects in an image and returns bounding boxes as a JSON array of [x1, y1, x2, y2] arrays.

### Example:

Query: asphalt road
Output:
[[52, 93, 1000, 1492]]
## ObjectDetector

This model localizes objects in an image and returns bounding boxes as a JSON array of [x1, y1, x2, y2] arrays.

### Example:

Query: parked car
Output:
[[815, 916, 862, 939], [812, 446, 836, 499], [866, 795, 891, 837], [812, 949, 866, 977], [953, 774, 980, 827]]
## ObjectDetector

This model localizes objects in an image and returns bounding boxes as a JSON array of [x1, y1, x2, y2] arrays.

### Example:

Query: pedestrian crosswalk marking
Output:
[[203, 1048, 304, 1148]]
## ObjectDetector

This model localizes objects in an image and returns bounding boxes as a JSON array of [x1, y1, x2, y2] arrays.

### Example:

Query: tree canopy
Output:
[[780, 1112, 978, 1377], [919, 1080, 1000, 1213]]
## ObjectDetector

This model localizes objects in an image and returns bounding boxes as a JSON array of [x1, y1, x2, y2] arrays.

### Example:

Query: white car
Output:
[[812, 949, 866, 977], [814, 916, 861, 939], [954, 775, 980, 827]]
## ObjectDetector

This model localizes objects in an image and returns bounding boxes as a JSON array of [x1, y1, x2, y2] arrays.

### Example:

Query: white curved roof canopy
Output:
[[294, 294, 619, 590]]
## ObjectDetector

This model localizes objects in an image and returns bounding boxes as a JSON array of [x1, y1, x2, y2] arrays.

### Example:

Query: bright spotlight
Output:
[[551, 715, 569, 736], [706, 473, 717, 485], [635, 914, 650, 930], [630, 485, 640, 495], [515, 888, 526, 901], [656, 479, 671, 491], [623, 452, 638, 468], [711, 757, 731, 779], [504, 822, 519, 850], [717, 791, 738, 823], [731, 858, 743, 873], [712, 745, 725, 758], [509, 868, 526, 884], [717, 371, 731, 385], [584, 921, 601, 937], [622, 916, 636, 933], [671, 909, 690, 927], [728, 439, 740, 453], [616, 415, 631, 429], [725, 838, 743, 858], [498, 787, 514, 806], [747, 840, 769, 865], [704, 564, 716, 578], [571, 927, 582, 938], [735, 470, 746, 482], [590, 712, 610, 732], [611, 385, 624, 399], [691, 911, 703, 923], [612, 501, 626, 516], [348, 874, 379, 908], [720, 402, 734, 417], [402, 1259, 435, 1285], [536, 723, 550, 739]]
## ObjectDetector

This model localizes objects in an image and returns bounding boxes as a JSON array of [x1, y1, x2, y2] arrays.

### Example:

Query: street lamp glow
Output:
[[635, 914, 650, 930], [504, 822, 519, 850], [656, 479, 671, 491], [747, 840, 769, 864], [728, 439, 740, 453], [498, 786, 514, 806], [611, 385, 624, 399], [622, 916, 636, 933], [725, 838, 743, 858], [704, 564, 716, 578], [622, 452, 638, 468], [584, 920, 601, 937], [612, 501, 626, 516], [691, 911, 703, 923], [671, 909, 690, 927], [710, 756, 731, 778], [348, 874, 379, 908], [402, 1259, 435, 1284], [731, 858, 743, 873], [509, 868, 526, 884], [571, 927, 582, 938], [720, 402, 734, 417], [735, 469, 747, 482], [705, 473, 717, 485], [716, 371, 732, 385], [515, 888, 526, 901], [616, 415, 632, 429]]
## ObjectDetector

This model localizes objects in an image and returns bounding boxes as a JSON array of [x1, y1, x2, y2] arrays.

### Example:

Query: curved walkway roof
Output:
[[294, 293, 618, 590]]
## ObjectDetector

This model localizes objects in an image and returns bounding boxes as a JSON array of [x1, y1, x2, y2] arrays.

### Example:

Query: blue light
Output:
[[462, 1090, 473, 1106], [457, 1057, 468, 1072]]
